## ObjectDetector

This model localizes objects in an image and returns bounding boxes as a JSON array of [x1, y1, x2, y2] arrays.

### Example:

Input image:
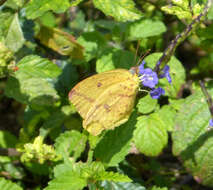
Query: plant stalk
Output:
[[155, 0, 213, 73]]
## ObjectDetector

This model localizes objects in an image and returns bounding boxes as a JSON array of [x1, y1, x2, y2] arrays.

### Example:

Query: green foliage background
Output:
[[0, 0, 213, 189]]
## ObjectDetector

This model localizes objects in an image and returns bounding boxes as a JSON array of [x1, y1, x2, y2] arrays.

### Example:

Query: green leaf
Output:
[[53, 161, 74, 178], [100, 181, 146, 190], [190, 55, 213, 76], [25, 162, 51, 176], [133, 113, 168, 156], [161, 5, 191, 20], [25, 0, 70, 19], [0, 10, 14, 38], [5, 55, 61, 106], [207, 5, 213, 20], [158, 105, 176, 132], [41, 110, 66, 132], [55, 131, 87, 161], [77, 31, 107, 61], [0, 131, 18, 148], [39, 12, 57, 28], [56, 61, 79, 94], [172, 89, 213, 187], [126, 19, 166, 40], [94, 111, 137, 166], [0, 41, 13, 78], [144, 53, 186, 98], [137, 95, 157, 114], [44, 171, 87, 190], [55, 161, 104, 178], [40, 105, 76, 139], [0, 156, 13, 163], [0, 41, 13, 62], [95, 20, 118, 31], [77, 162, 131, 182], [96, 171, 131, 182], [14, 54, 61, 79], [5, 13, 25, 52], [4, 0, 25, 9], [70, 0, 84, 7], [19, 106, 49, 143], [50, 161, 131, 189], [171, 0, 189, 10], [151, 186, 168, 190], [197, 24, 213, 39], [48, 162, 103, 190], [96, 49, 135, 73], [36, 26, 84, 59], [88, 134, 102, 149], [93, 0, 142, 22], [2, 163, 25, 179], [69, 10, 86, 32], [0, 177, 23, 190], [169, 99, 185, 111]]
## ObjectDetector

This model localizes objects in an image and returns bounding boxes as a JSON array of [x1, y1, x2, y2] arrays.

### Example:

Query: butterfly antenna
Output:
[[136, 49, 151, 66], [134, 40, 141, 65]]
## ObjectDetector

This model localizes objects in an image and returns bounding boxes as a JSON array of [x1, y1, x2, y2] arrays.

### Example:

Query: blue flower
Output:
[[139, 61, 158, 88], [159, 65, 172, 84], [138, 60, 146, 72], [150, 87, 165, 99], [209, 119, 213, 127]]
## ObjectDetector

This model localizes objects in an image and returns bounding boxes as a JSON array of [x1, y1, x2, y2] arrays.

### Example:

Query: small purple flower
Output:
[[159, 65, 172, 84], [138, 60, 146, 72], [209, 119, 213, 127], [139, 68, 158, 88], [150, 87, 165, 99], [139, 61, 158, 88]]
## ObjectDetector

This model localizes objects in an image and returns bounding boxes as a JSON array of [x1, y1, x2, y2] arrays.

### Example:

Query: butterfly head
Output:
[[129, 66, 139, 75]]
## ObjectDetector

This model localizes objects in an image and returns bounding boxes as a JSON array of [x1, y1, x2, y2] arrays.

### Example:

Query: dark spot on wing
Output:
[[104, 104, 110, 112], [95, 104, 101, 109], [97, 82, 102, 87]]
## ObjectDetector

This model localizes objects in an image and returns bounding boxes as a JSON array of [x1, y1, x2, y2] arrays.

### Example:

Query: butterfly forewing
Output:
[[69, 69, 139, 135]]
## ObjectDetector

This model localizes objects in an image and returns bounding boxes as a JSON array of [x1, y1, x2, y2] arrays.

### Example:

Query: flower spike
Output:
[[160, 65, 172, 84]]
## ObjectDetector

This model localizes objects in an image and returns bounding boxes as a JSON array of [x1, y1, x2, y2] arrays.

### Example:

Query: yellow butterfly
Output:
[[69, 68, 139, 136]]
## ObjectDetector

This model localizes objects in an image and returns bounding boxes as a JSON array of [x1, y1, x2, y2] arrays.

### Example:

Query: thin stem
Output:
[[0, 148, 20, 156], [134, 40, 140, 64], [138, 88, 149, 93], [199, 80, 213, 117], [87, 149, 94, 163], [155, 0, 213, 73]]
